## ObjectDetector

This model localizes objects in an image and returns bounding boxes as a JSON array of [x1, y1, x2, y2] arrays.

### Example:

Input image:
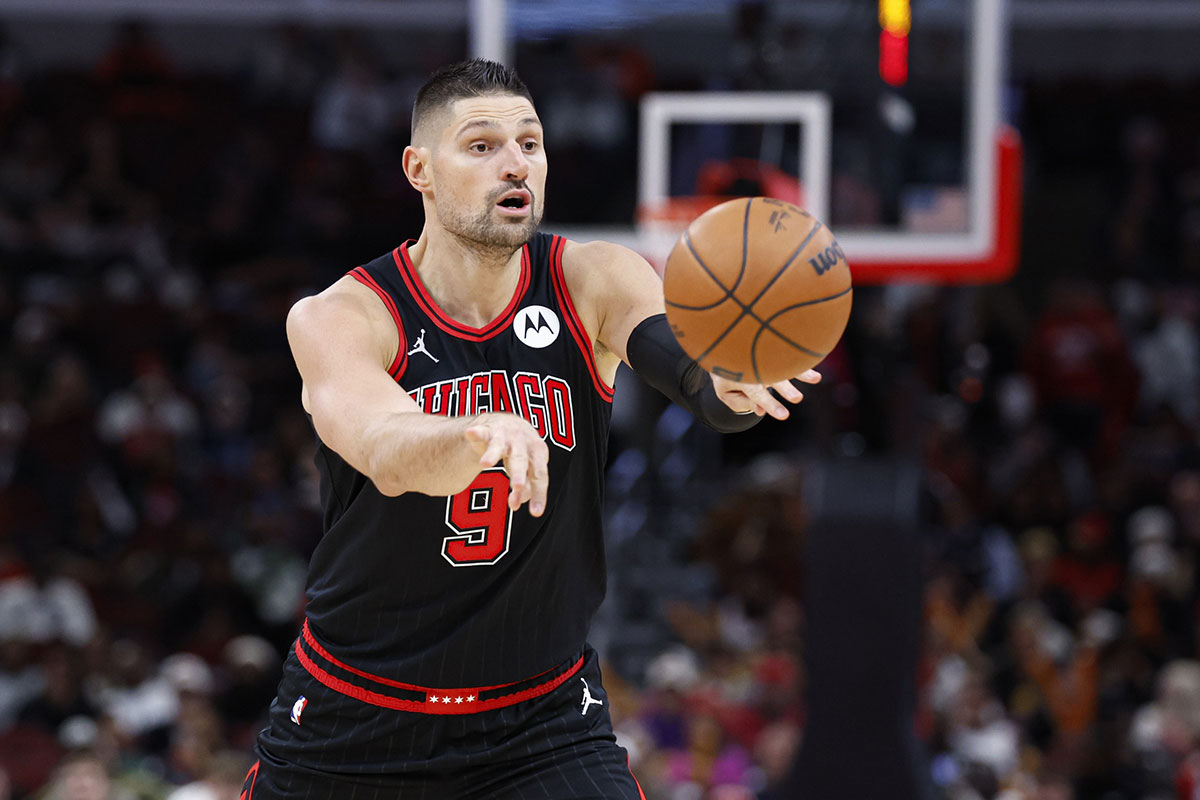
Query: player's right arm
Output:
[[286, 278, 549, 515]]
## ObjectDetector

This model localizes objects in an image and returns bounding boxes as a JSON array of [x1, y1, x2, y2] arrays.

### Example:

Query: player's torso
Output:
[[306, 232, 614, 687]]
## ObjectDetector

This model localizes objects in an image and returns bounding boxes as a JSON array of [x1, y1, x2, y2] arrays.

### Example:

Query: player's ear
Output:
[[403, 145, 433, 194]]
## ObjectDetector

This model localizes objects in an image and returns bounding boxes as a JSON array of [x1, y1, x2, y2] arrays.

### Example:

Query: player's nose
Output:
[[498, 140, 529, 182]]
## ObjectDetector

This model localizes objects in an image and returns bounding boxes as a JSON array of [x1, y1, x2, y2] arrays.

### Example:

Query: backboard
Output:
[[508, 0, 1020, 284]]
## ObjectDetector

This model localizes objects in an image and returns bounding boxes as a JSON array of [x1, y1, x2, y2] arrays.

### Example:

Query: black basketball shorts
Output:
[[244, 628, 644, 800]]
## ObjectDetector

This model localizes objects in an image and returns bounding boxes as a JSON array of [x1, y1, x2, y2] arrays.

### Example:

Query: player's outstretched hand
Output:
[[711, 369, 822, 421], [464, 414, 551, 517]]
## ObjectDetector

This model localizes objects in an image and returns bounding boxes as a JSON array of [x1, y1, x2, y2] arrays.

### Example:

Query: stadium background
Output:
[[0, 1, 1199, 798]]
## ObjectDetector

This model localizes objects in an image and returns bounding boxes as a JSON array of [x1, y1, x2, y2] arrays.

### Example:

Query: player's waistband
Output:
[[294, 618, 585, 716]]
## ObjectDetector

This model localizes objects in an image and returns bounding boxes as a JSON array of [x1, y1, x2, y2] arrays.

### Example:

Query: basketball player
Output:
[[245, 59, 820, 799]]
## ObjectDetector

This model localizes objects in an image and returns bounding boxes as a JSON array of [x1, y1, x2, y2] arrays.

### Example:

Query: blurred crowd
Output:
[[614, 107, 1200, 799], [0, 17, 1198, 800]]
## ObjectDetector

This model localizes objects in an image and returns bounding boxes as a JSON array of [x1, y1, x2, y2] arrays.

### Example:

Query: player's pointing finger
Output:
[[505, 448, 530, 511], [529, 444, 549, 517]]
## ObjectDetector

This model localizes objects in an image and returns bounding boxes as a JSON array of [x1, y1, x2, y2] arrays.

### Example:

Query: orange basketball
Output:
[[663, 197, 852, 385]]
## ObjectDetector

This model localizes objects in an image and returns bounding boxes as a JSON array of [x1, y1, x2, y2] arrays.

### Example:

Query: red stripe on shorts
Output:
[[295, 619, 585, 715]]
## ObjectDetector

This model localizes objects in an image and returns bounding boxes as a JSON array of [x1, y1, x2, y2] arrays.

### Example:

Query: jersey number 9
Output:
[[442, 468, 513, 566]]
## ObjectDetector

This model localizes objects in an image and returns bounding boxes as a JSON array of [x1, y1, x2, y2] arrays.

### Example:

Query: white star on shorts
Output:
[[467, 695, 475, 702], [454, 696, 464, 704]]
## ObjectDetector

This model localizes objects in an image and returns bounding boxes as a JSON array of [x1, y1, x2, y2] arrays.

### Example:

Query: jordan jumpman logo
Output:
[[407, 329, 439, 362], [580, 678, 603, 716]]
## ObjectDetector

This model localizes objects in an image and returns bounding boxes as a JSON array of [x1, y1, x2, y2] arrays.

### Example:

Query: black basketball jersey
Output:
[[304, 232, 614, 688]]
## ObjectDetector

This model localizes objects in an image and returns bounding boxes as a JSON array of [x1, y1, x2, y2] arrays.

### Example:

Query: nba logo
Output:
[[290, 695, 308, 725]]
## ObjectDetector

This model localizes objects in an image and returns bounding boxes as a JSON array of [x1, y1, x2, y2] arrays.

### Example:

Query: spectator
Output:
[[1023, 279, 1138, 463], [242, 25, 320, 109], [90, 640, 179, 743], [165, 750, 248, 800], [1130, 661, 1200, 794], [310, 48, 390, 154], [40, 749, 135, 800], [945, 668, 1021, 785], [0, 583, 45, 728], [17, 645, 99, 736]]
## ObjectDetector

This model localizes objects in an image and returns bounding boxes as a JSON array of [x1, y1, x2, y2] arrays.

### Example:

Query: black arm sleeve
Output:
[[625, 314, 761, 434]]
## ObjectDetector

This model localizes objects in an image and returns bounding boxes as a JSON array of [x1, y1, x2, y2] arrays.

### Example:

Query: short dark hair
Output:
[[412, 59, 532, 141]]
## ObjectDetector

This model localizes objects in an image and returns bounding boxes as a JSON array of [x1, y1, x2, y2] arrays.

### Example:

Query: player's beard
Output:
[[437, 184, 543, 255]]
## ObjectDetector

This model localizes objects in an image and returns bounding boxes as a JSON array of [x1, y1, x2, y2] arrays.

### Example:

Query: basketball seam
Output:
[[711, 219, 831, 369], [672, 198, 754, 313], [677, 204, 844, 370], [678, 235, 733, 311], [685, 286, 847, 369], [749, 286, 853, 384], [675, 233, 744, 360], [743, 220, 825, 311], [739, 197, 751, 300], [665, 286, 847, 314]]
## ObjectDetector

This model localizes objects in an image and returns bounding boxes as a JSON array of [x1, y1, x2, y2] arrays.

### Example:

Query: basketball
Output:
[[662, 197, 853, 386]]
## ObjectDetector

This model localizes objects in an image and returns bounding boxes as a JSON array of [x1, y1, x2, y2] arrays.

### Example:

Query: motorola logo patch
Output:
[[514, 305, 560, 348]]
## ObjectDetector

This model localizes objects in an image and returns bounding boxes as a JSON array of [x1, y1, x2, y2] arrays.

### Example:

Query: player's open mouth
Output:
[[496, 190, 532, 216]]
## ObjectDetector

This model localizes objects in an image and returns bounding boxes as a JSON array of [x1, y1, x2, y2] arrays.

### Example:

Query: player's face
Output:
[[432, 94, 546, 250]]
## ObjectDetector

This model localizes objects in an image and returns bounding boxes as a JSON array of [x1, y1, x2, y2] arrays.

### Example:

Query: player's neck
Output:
[[408, 227, 524, 329]]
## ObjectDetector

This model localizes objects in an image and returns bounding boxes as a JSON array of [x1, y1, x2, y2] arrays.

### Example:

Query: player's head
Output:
[[411, 59, 533, 145], [405, 59, 545, 251]]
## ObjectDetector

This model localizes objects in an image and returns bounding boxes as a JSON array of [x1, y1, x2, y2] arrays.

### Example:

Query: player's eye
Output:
[[522, 140, 539, 152], [470, 142, 489, 153]]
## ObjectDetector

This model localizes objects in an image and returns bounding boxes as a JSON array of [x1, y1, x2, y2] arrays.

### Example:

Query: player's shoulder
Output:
[[288, 277, 371, 333], [559, 237, 646, 269], [552, 236, 663, 349], [286, 274, 401, 373], [287, 259, 398, 344], [556, 237, 657, 295], [559, 235, 660, 293]]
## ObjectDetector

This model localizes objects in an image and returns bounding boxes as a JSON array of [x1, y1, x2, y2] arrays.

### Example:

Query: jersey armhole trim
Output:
[[240, 760, 259, 800], [349, 266, 408, 382], [628, 755, 648, 800], [549, 235, 616, 402]]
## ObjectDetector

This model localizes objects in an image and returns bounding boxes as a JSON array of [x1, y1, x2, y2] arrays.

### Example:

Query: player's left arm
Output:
[[560, 239, 820, 428]]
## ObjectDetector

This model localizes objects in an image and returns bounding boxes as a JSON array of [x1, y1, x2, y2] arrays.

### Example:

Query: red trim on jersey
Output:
[[628, 755, 647, 800], [393, 242, 531, 342], [295, 640, 426, 712], [301, 619, 426, 691], [296, 619, 586, 715], [238, 760, 259, 800], [302, 619, 558, 692], [348, 267, 408, 380], [548, 235, 615, 402]]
